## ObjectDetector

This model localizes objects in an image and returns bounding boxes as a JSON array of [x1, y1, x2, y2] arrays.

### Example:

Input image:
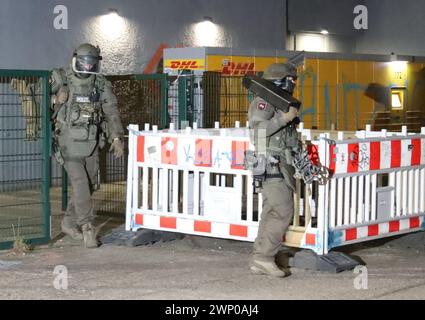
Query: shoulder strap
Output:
[[59, 68, 67, 86], [64, 67, 76, 87]]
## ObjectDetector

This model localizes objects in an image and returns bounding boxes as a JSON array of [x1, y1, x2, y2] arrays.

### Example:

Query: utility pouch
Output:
[[59, 125, 98, 159], [69, 124, 98, 141], [244, 150, 268, 193], [89, 89, 100, 103], [244, 150, 267, 176], [69, 126, 89, 141], [253, 176, 264, 193]]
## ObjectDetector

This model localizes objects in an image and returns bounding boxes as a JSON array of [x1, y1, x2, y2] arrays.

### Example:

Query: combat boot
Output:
[[82, 223, 99, 248], [250, 258, 290, 278], [61, 217, 83, 241]]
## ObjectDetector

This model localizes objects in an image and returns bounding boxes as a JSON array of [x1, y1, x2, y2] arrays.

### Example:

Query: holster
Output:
[[252, 156, 283, 192]]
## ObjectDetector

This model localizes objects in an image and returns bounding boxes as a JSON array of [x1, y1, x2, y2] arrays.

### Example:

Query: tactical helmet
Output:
[[263, 62, 298, 94], [263, 63, 297, 81], [71, 43, 102, 78]]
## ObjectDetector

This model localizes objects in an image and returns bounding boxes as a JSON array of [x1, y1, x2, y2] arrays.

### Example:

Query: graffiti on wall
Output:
[[297, 64, 425, 131]]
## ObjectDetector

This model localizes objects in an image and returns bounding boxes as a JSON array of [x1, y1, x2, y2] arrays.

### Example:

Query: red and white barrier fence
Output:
[[125, 123, 425, 255], [326, 126, 425, 252]]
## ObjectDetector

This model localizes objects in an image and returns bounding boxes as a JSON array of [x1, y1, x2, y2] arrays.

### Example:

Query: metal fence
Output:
[[216, 75, 253, 127], [168, 73, 204, 129], [0, 70, 50, 249], [168, 72, 252, 129], [176, 72, 253, 129]]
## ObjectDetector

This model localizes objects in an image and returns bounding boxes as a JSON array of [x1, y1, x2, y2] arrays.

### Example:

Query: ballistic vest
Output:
[[54, 68, 106, 159]]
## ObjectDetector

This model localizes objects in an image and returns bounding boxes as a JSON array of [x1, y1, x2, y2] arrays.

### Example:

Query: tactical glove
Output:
[[109, 138, 124, 158]]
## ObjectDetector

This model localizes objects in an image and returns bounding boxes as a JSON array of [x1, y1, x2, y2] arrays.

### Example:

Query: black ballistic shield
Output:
[[242, 75, 301, 112]]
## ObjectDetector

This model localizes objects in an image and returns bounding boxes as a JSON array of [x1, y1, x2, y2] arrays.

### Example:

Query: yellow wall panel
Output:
[[202, 52, 425, 131], [317, 59, 338, 130], [298, 58, 318, 128], [337, 60, 356, 130], [355, 61, 375, 129], [373, 62, 389, 85], [407, 62, 425, 111]]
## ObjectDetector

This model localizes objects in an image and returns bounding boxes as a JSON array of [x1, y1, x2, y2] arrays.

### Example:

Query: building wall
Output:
[[0, 0, 286, 74], [288, 0, 362, 36], [356, 0, 425, 56], [288, 0, 425, 57], [2, 0, 425, 70], [287, 0, 363, 53]]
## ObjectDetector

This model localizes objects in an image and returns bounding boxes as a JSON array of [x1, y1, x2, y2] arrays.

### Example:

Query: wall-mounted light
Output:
[[203, 16, 213, 23], [193, 16, 221, 47], [391, 61, 408, 73], [388, 53, 408, 110], [389, 52, 408, 73], [99, 8, 125, 40], [390, 52, 408, 63], [108, 8, 119, 16], [294, 32, 328, 52], [320, 29, 329, 35]]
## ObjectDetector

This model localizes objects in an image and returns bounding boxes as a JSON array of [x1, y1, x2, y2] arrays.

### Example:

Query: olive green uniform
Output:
[[248, 97, 299, 261], [51, 67, 124, 227]]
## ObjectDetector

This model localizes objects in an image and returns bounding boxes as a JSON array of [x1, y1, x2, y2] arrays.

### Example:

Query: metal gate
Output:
[[0, 70, 50, 249], [201, 72, 253, 128], [169, 71, 252, 129]]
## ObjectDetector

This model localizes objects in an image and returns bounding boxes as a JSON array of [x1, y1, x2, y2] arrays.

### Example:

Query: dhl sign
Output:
[[207, 55, 286, 76], [222, 60, 255, 76], [164, 59, 205, 70]]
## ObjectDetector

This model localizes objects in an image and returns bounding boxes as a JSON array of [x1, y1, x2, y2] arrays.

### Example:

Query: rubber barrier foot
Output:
[[126, 229, 183, 247], [100, 225, 183, 247], [288, 250, 362, 273]]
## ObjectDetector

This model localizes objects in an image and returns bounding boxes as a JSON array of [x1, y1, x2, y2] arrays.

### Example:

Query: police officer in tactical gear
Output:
[[51, 43, 124, 248], [247, 62, 300, 277]]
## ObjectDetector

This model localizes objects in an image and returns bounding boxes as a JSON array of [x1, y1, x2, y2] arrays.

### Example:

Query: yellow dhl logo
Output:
[[165, 59, 205, 70]]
